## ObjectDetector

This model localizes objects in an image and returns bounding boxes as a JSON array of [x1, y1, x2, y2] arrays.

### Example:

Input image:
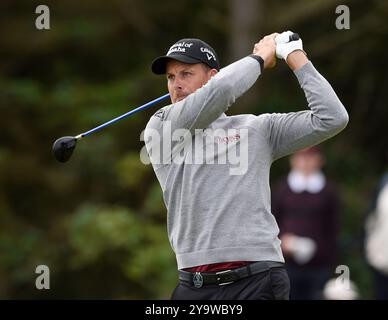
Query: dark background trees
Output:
[[0, 0, 387, 298]]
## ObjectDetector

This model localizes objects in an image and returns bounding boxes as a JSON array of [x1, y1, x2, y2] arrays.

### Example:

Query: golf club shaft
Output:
[[76, 93, 171, 139]]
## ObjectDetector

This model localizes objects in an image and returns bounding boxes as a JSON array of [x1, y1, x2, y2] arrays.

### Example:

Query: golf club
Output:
[[289, 33, 300, 41], [52, 93, 170, 162], [52, 33, 300, 163]]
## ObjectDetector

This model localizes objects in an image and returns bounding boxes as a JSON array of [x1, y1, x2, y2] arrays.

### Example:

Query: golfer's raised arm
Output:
[[267, 51, 349, 161], [154, 56, 262, 134], [164, 35, 278, 134], [145, 36, 278, 136]]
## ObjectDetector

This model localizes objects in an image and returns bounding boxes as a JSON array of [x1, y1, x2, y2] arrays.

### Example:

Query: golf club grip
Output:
[[289, 33, 300, 41]]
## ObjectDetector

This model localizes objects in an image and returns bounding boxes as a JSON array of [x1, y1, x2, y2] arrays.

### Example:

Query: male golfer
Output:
[[143, 31, 348, 300]]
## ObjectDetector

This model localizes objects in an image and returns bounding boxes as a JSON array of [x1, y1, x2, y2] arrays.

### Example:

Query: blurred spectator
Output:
[[365, 173, 388, 300], [272, 146, 340, 299]]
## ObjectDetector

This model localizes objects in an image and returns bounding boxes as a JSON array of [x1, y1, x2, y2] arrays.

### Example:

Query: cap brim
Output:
[[151, 54, 201, 75]]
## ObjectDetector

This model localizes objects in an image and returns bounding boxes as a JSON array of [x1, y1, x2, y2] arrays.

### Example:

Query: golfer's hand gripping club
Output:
[[253, 32, 300, 69], [275, 31, 306, 61]]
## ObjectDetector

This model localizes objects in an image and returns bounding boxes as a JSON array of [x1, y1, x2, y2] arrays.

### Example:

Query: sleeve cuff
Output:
[[248, 54, 264, 72]]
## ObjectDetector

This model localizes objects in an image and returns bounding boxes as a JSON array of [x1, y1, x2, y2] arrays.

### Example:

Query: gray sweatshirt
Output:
[[144, 56, 349, 270]]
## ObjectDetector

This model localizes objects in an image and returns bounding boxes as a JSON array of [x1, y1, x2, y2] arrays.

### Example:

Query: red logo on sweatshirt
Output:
[[215, 134, 241, 144]]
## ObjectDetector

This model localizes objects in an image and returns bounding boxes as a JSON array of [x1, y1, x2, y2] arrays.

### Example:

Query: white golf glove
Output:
[[275, 31, 306, 61]]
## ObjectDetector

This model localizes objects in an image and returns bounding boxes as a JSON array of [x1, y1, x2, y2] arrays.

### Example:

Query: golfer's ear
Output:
[[210, 69, 218, 77]]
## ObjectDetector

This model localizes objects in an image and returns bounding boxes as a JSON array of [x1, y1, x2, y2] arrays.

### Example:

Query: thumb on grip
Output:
[[275, 31, 300, 45]]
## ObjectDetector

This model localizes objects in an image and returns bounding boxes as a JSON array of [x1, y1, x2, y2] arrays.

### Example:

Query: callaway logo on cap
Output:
[[151, 38, 220, 75]]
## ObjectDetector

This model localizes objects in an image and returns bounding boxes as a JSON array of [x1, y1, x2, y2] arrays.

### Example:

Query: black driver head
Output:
[[52, 136, 77, 162]]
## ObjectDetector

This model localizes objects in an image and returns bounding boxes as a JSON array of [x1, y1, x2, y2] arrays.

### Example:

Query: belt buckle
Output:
[[216, 269, 234, 286], [193, 272, 204, 288]]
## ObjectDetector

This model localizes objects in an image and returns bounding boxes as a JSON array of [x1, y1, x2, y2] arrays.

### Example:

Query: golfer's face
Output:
[[166, 60, 216, 104]]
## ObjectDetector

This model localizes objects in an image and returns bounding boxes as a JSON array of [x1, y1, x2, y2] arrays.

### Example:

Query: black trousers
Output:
[[171, 267, 290, 300]]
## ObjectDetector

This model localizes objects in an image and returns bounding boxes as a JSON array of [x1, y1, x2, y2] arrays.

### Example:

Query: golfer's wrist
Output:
[[286, 50, 308, 71]]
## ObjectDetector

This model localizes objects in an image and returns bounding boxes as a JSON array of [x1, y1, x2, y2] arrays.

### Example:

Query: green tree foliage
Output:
[[0, 0, 387, 298]]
